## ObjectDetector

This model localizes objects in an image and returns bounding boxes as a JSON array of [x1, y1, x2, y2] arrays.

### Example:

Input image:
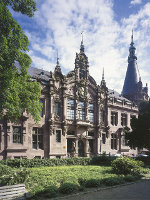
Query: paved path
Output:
[[54, 180, 150, 200]]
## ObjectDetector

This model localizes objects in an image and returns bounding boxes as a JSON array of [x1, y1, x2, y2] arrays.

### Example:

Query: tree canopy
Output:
[[126, 100, 150, 150], [0, 0, 42, 122]]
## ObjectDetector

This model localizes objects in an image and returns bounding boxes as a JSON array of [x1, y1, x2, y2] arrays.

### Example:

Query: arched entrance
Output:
[[78, 140, 84, 157]]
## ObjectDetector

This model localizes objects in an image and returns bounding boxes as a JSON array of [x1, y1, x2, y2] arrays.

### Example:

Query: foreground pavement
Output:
[[53, 180, 150, 200]]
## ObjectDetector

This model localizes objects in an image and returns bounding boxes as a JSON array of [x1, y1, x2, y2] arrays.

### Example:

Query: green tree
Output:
[[126, 101, 150, 150], [0, 0, 42, 123]]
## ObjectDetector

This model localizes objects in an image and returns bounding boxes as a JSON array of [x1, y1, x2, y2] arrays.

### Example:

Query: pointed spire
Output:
[[101, 67, 106, 87], [131, 29, 134, 44], [55, 51, 61, 73], [56, 51, 60, 66], [80, 31, 84, 52], [122, 31, 139, 98], [102, 67, 104, 81]]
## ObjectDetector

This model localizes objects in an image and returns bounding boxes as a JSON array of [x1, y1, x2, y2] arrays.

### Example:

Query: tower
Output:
[[122, 31, 148, 104]]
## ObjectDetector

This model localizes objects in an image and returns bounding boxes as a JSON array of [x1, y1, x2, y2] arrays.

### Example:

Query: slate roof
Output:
[[28, 67, 50, 81], [108, 89, 132, 103]]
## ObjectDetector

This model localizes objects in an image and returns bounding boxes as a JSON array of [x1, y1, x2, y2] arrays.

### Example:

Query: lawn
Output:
[[25, 165, 138, 199]]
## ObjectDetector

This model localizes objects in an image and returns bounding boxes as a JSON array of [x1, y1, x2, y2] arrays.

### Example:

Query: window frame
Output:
[[13, 126, 22, 144], [32, 127, 43, 150]]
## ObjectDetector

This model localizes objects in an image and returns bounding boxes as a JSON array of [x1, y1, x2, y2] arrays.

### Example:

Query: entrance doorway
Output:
[[78, 140, 84, 157]]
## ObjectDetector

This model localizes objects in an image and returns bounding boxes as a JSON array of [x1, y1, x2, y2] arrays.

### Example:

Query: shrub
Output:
[[102, 176, 125, 186], [84, 179, 102, 187], [59, 182, 79, 194], [123, 175, 139, 182], [0, 164, 13, 176], [91, 155, 116, 166], [0, 167, 30, 186], [8, 168, 30, 185], [111, 157, 144, 176], [33, 185, 58, 199], [0, 157, 91, 168]]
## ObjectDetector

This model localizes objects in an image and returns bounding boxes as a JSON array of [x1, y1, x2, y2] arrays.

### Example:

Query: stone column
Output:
[[85, 139, 89, 157], [75, 138, 78, 157], [85, 99, 89, 121]]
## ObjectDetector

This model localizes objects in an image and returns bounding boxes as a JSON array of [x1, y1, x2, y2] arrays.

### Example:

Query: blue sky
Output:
[[10, 0, 150, 93]]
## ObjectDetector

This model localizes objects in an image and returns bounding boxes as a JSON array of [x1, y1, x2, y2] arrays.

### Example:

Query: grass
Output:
[[25, 165, 141, 199]]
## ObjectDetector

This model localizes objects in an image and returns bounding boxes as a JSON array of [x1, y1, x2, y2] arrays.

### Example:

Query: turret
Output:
[[75, 33, 89, 80], [122, 31, 149, 104], [122, 31, 140, 99]]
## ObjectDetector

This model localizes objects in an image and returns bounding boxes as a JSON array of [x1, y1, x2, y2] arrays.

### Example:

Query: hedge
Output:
[[0, 156, 116, 168]]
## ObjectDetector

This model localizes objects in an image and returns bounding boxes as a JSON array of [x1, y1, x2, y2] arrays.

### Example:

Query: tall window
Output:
[[111, 112, 118, 126], [56, 130, 61, 142], [32, 128, 43, 149], [13, 126, 22, 144], [39, 99, 44, 117], [54, 102, 61, 116], [78, 101, 85, 120], [102, 133, 106, 144], [130, 115, 136, 125], [121, 113, 127, 126], [67, 99, 74, 120], [121, 135, 128, 146], [100, 110, 105, 123], [111, 133, 117, 149], [89, 140, 94, 153], [88, 103, 94, 122]]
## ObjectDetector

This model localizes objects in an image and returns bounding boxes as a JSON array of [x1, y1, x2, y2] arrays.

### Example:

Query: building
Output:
[[0, 34, 147, 160]]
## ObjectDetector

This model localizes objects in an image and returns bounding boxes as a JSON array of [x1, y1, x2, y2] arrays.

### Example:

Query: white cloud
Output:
[[19, 0, 150, 94], [130, 0, 142, 5]]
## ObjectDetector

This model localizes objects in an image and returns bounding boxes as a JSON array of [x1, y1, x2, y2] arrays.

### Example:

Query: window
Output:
[[39, 99, 44, 117], [121, 113, 127, 126], [111, 134, 117, 149], [102, 133, 106, 144], [121, 135, 128, 146], [32, 128, 43, 149], [56, 130, 61, 142], [54, 102, 61, 116], [67, 131, 75, 135], [88, 132, 94, 136], [13, 126, 22, 144], [56, 156, 61, 159], [100, 110, 105, 123], [88, 103, 94, 122], [67, 99, 75, 120], [130, 115, 136, 125], [78, 101, 85, 120], [89, 140, 94, 153], [111, 112, 118, 126]]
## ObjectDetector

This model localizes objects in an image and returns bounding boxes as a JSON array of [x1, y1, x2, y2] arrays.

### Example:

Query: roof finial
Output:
[[56, 50, 59, 66], [102, 67, 104, 81], [55, 50, 62, 73], [81, 31, 84, 43], [131, 29, 134, 44], [80, 31, 84, 52]]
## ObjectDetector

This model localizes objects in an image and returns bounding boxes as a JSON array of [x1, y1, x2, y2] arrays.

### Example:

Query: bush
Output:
[[33, 185, 58, 199], [59, 182, 79, 194], [102, 176, 125, 186], [91, 155, 116, 166], [0, 167, 30, 186], [123, 175, 139, 182], [0, 164, 13, 176], [84, 179, 102, 187], [0, 157, 91, 168], [111, 157, 144, 176]]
